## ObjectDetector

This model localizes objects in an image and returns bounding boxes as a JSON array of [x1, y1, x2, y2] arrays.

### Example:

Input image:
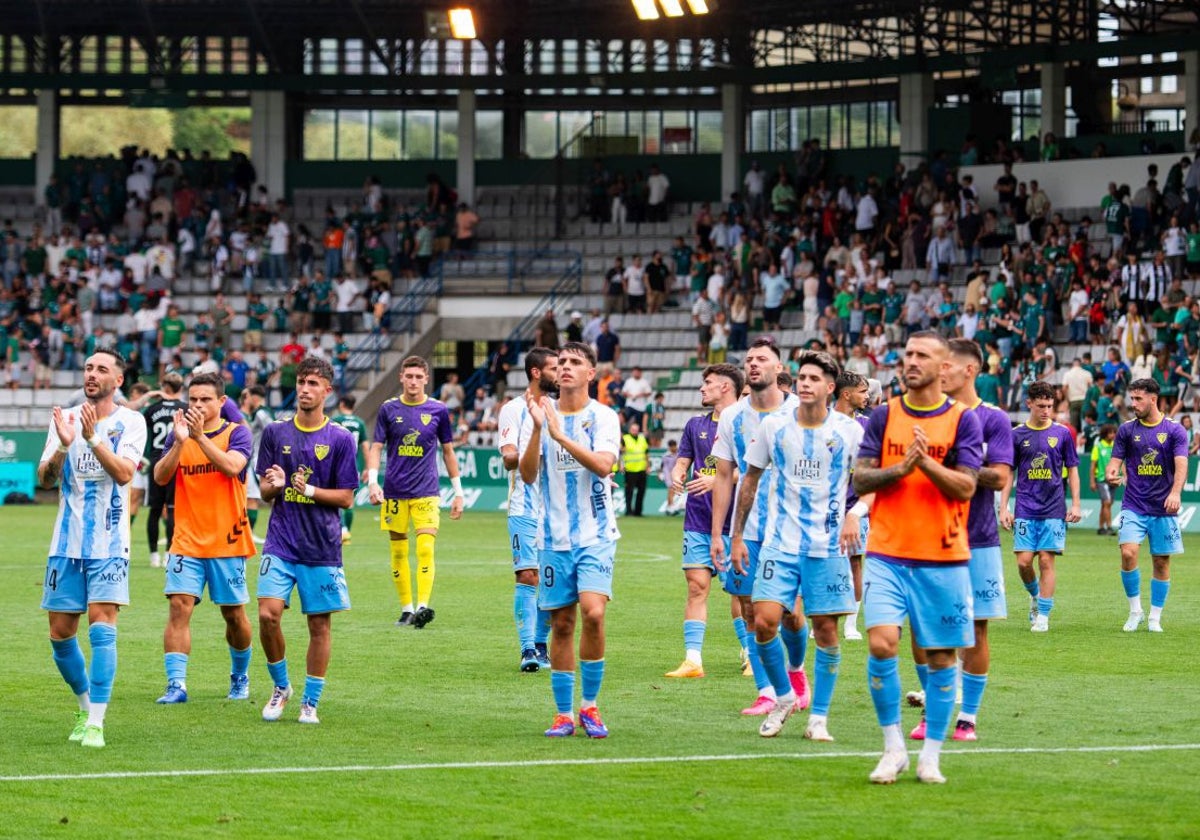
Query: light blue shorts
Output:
[[1117, 510, 1184, 556], [968, 546, 1007, 621], [1014, 518, 1066, 554], [723, 538, 760, 598], [752, 547, 854, 616], [165, 555, 249, 606], [41, 556, 130, 613], [538, 542, 616, 610], [862, 556, 975, 650], [508, 515, 540, 572], [256, 554, 350, 615], [682, 530, 729, 576]]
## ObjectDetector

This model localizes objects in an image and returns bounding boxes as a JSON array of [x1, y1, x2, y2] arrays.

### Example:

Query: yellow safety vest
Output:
[[622, 434, 648, 473]]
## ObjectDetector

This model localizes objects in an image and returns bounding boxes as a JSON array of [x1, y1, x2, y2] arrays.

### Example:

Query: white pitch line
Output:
[[3, 743, 1199, 784]]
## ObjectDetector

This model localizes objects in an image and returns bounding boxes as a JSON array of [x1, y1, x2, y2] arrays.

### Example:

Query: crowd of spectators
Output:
[[566, 132, 1200, 454], [0, 148, 486, 405]]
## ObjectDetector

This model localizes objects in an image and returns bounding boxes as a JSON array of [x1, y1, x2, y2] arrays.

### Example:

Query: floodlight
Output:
[[448, 8, 476, 39]]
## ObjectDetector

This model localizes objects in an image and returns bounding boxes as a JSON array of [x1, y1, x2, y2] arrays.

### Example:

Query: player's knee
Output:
[[685, 576, 709, 601], [811, 617, 838, 646], [551, 614, 575, 637], [258, 604, 282, 628], [579, 602, 606, 629], [1152, 556, 1170, 576]]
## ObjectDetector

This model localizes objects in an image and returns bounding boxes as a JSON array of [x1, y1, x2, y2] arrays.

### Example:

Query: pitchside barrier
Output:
[[5, 430, 1197, 528]]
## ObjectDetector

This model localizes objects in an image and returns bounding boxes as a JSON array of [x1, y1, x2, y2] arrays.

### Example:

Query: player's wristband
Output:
[[303, 484, 316, 498], [450, 476, 464, 497], [850, 501, 869, 518], [57, 443, 69, 454], [86, 435, 101, 449], [368, 469, 379, 485]]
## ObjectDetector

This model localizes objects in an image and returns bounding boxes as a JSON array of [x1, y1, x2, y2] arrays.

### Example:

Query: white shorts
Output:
[[245, 467, 261, 501], [132, 470, 148, 492]]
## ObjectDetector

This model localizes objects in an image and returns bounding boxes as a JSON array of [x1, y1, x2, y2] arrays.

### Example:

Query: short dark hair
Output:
[[1099, 423, 1117, 438], [525, 346, 558, 379], [90, 346, 126, 372], [948, 337, 983, 367], [559, 341, 597, 367], [1128, 377, 1160, 395], [188, 372, 225, 396], [297, 356, 335, 384], [1026, 381, 1057, 402], [243, 384, 267, 399], [776, 370, 793, 390], [835, 369, 866, 396], [794, 350, 840, 382], [401, 355, 430, 376], [339, 393, 357, 410], [749, 335, 782, 359], [703, 362, 744, 395]]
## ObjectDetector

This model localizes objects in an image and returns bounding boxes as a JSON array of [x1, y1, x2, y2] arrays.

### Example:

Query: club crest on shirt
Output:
[[314, 444, 329, 461], [1157, 433, 1168, 444], [1047, 436, 1058, 448], [420, 413, 432, 425]]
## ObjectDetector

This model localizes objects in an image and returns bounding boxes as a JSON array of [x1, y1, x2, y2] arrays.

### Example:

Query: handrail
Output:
[[460, 252, 584, 404]]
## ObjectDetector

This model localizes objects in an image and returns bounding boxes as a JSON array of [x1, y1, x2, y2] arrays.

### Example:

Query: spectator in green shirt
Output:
[[157, 304, 186, 378], [1089, 423, 1117, 535], [245, 292, 269, 351], [312, 272, 333, 332], [860, 279, 884, 328], [975, 364, 1002, 406], [271, 298, 289, 333]]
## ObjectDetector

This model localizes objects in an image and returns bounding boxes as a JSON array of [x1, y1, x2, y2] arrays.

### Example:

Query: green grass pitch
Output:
[[2, 505, 1199, 838]]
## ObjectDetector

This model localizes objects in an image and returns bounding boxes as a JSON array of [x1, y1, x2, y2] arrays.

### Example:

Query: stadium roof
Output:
[[4, 0, 1196, 51]]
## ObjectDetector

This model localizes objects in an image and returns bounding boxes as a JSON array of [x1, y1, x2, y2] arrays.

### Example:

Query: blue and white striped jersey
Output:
[[498, 397, 539, 519], [535, 399, 622, 551], [744, 408, 863, 558], [41, 406, 147, 560], [712, 392, 799, 542]]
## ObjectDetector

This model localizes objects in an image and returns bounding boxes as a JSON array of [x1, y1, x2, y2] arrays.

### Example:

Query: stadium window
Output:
[[584, 40, 602, 74], [524, 111, 558, 158], [370, 111, 402, 160], [431, 341, 458, 369], [747, 110, 769, 152], [561, 40, 579, 74], [538, 40, 556, 75], [476, 110, 503, 159], [1162, 75, 1178, 95], [1141, 76, 1154, 95], [607, 40, 624, 74], [559, 111, 594, 152], [438, 111, 459, 159], [302, 109, 337, 160], [696, 111, 722, 153], [345, 39, 365, 74], [405, 111, 436, 160], [444, 40, 464, 75], [810, 105, 830, 149], [338, 110, 370, 160], [848, 102, 869, 148]]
